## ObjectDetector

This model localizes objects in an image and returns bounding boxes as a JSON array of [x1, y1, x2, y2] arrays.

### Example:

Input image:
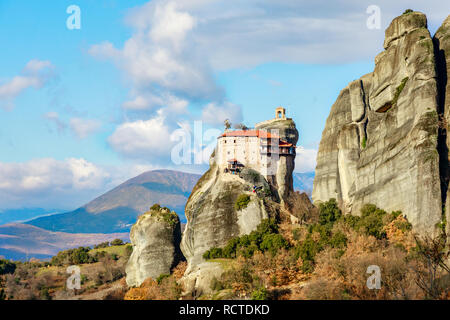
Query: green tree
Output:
[[260, 234, 289, 255], [318, 198, 342, 226], [235, 194, 251, 211]]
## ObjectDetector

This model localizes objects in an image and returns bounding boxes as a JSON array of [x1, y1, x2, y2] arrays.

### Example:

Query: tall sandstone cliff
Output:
[[313, 12, 450, 238]]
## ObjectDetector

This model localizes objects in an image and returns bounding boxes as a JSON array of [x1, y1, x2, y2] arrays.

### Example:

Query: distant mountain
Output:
[[26, 170, 201, 234], [24, 169, 313, 234], [0, 223, 128, 261], [293, 172, 315, 195], [0, 208, 61, 225]]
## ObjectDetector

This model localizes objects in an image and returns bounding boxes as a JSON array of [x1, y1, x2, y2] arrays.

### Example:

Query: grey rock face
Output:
[[180, 164, 272, 273], [255, 119, 299, 204], [313, 12, 446, 237], [125, 207, 183, 287]]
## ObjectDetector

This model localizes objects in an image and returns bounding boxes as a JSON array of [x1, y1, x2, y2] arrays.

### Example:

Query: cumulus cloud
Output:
[[0, 158, 110, 209], [89, 1, 221, 104], [0, 60, 55, 110], [0, 158, 169, 210], [201, 101, 243, 126], [105, 0, 449, 72], [108, 115, 173, 160], [295, 147, 318, 173], [122, 92, 188, 114], [69, 118, 101, 139]]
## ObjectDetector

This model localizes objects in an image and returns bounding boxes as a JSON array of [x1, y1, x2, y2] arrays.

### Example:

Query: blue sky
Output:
[[0, 0, 449, 210]]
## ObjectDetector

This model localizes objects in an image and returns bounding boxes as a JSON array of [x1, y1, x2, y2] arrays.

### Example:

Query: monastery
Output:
[[216, 107, 296, 179]]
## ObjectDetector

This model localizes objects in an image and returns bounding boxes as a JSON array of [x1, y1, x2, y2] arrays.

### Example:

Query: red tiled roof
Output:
[[220, 129, 279, 139]]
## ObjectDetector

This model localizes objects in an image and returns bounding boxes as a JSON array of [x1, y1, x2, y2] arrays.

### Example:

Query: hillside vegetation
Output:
[[197, 199, 449, 300], [1, 197, 449, 300], [0, 240, 132, 300]]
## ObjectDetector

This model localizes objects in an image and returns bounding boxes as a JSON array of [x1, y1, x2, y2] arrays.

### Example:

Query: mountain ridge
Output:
[[22, 169, 313, 234]]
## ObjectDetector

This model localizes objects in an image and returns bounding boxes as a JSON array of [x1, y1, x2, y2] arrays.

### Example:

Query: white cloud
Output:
[[69, 118, 101, 139], [108, 115, 173, 159], [0, 158, 110, 209], [102, 0, 450, 72], [295, 147, 317, 173], [201, 101, 243, 126], [89, 1, 220, 103], [0, 60, 55, 110], [122, 92, 188, 114]]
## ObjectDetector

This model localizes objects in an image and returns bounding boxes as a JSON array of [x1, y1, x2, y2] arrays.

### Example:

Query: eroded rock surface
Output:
[[313, 12, 446, 236], [180, 164, 274, 272], [125, 206, 183, 287], [255, 119, 299, 204]]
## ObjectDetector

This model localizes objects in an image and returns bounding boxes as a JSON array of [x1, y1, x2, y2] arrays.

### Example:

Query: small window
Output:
[[234, 140, 236, 143]]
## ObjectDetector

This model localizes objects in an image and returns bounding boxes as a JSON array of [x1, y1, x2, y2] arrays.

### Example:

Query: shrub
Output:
[[318, 198, 342, 226], [357, 204, 388, 239], [235, 194, 251, 211], [256, 218, 278, 234], [110, 253, 119, 261], [150, 204, 161, 211], [403, 9, 414, 14], [392, 77, 409, 106], [0, 259, 16, 275], [260, 234, 289, 255], [203, 219, 287, 260], [51, 247, 96, 266], [94, 241, 110, 249], [330, 231, 348, 249], [125, 244, 133, 258], [203, 247, 223, 260], [125, 276, 182, 300], [156, 273, 170, 285], [160, 210, 178, 226], [223, 237, 240, 258], [251, 287, 268, 300], [111, 239, 124, 246], [394, 219, 412, 232], [292, 228, 301, 241], [295, 236, 321, 272], [342, 214, 361, 229]]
